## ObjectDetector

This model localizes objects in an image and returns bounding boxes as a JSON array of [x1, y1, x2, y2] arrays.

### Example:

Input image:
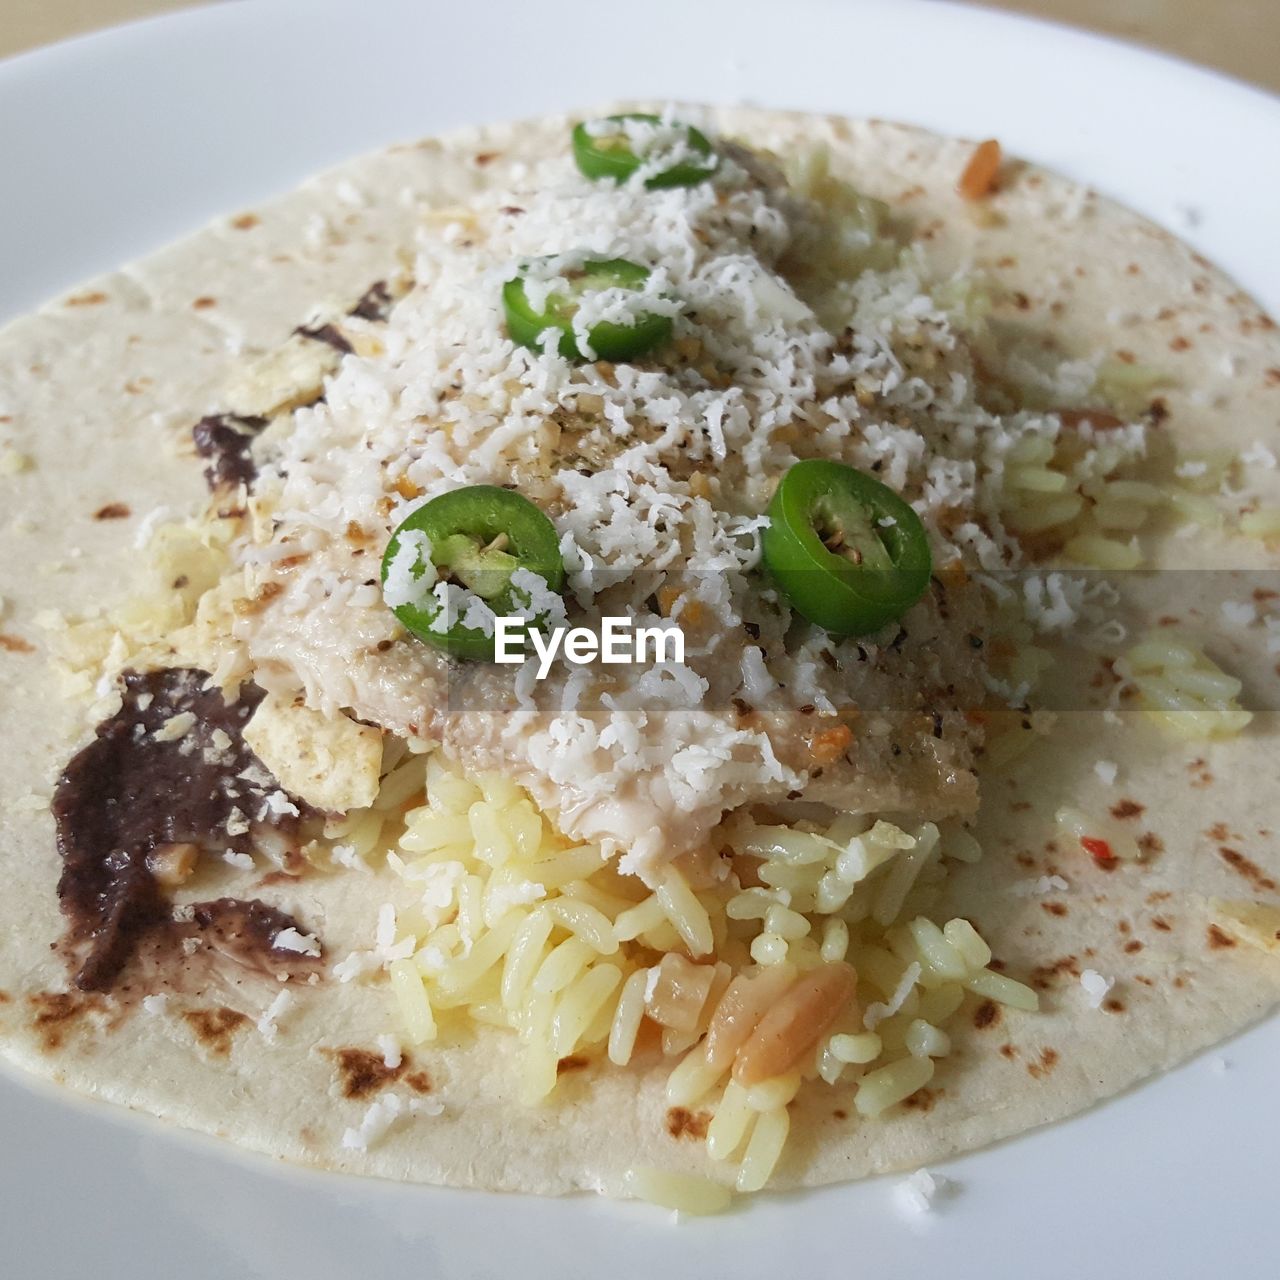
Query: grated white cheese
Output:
[[1011, 874, 1071, 897], [141, 994, 169, 1016], [1021, 573, 1080, 633], [333, 903, 415, 981], [227, 116, 1134, 881], [1093, 760, 1118, 786], [894, 1168, 953, 1217], [340, 1092, 443, 1151], [1241, 441, 1277, 470], [340, 1096, 401, 1152], [1220, 600, 1257, 629], [864, 962, 921, 1030], [581, 110, 719, 187], [375, 903, 398, 950], [273, 927, 321, 957], [256, 989, 296, 1043], [508, 567, 568, 626], [416, 862, 468, 926], [262, 790, 301, 819], [382, 530, 436, 609], [485, 880, 546, 922], [330, 842, 363, 869], [376, 1033, 403, 1070], [1079, 969, 1115, 1009], [332, 950, 385, 983]]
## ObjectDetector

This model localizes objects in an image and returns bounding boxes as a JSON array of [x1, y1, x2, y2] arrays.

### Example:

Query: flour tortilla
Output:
[[1, 107, 1279, 1195]]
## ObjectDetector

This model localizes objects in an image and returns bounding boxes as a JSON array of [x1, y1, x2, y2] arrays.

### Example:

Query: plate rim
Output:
[[1, 2, 1278, 1275]]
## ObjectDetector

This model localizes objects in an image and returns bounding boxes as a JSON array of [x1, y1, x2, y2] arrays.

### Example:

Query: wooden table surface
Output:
[[4, 0, 1277, 93]]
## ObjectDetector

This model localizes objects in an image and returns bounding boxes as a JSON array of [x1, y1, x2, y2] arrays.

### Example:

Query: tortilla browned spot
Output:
[[1187, 758, 1214, 788], [901, 1087, 942, 1112], [1217, 847, 1278, 892], [665, 1107, 711, 1140], [972, 999, 1001, 1030], [556, 1055, 589, 1075], [0, 635, 34, 653], [331, 1047, 407, 1099], [1110, 799, 1144, 820], [1031, 956, 1080, 988], [93, 503, 131, 520], [1027, 1048, 1059, 1079], [183, 1007, 248, 1056], [1207, 925, 1238, 950], [27, 991, 103, 1052]]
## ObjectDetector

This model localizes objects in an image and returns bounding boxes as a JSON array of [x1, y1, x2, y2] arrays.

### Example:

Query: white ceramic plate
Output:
[[2, 2, 1278, 1274]]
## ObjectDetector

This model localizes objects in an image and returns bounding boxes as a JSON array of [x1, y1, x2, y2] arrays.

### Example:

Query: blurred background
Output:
[[3, 0, 1278, 93]]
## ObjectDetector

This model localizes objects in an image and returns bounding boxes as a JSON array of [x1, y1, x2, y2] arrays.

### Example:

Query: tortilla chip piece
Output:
[[225, 331, 342, 417], [1209, 899, 1280, 956], [243, 694, 381, 812]]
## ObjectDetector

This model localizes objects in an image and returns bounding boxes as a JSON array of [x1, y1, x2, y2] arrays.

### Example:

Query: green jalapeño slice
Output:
[[381, 486, 565, 660], [762, 460, 932, 636], [572, 114, 716, 189], [503, 257, 672, 361]]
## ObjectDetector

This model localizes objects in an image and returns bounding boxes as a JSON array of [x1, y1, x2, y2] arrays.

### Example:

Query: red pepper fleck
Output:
[[1081, 836, 1115, 867]]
